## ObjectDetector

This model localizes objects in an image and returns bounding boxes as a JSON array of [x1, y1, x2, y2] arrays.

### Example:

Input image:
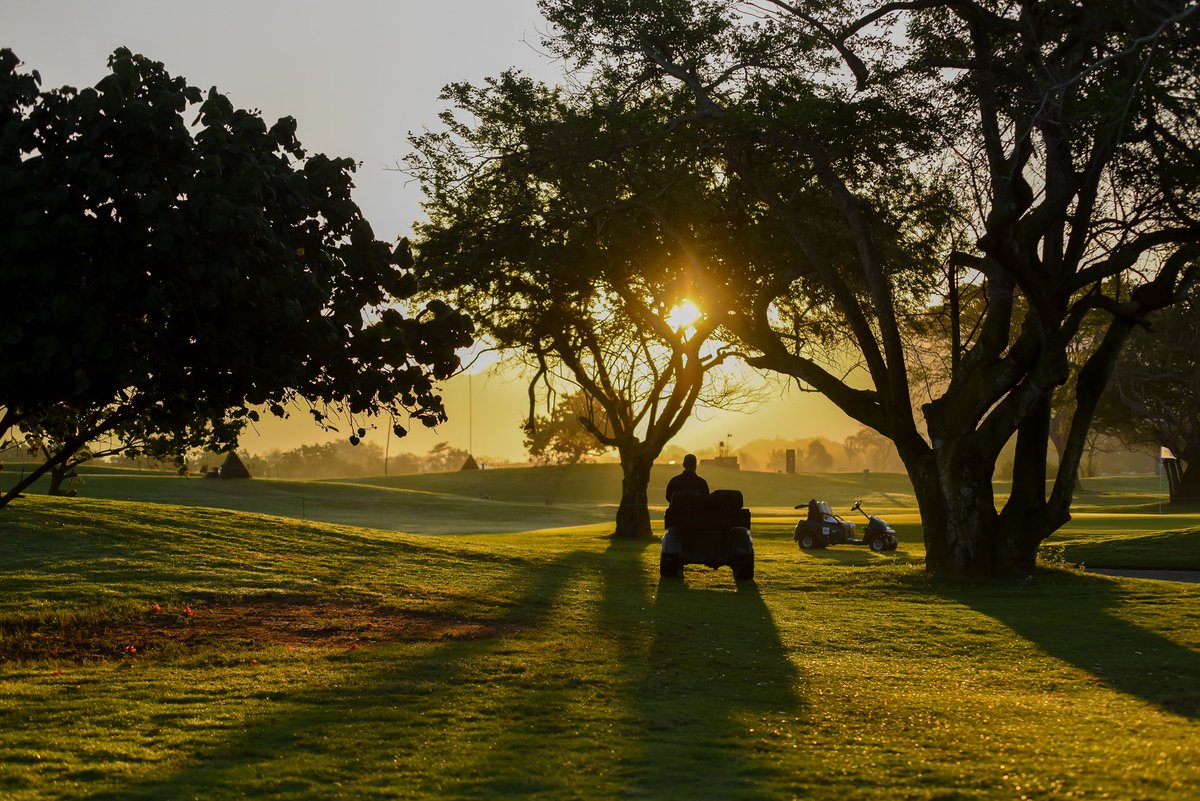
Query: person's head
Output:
[[682, 454, 697, 471]]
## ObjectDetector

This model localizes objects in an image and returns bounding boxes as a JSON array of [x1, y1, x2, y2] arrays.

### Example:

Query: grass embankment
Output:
[[1, 487, 1198, 800], [5, 461, 1197, 569]]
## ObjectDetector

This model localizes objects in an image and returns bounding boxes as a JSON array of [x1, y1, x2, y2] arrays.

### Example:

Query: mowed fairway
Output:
[[0, 465, 1198, 799]]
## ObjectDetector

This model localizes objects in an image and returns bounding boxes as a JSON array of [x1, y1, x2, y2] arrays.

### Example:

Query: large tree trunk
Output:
[[903, 406, 1048, 578], [48, 465, 67, 496], [933, 446, 1003, 576], [47, 462, 78, 496], [909, 322, 1133, 577], [994, 394, 1056, 575], [614, 447, 656, 539], [907, 443, 1044, 577], [1171, 453, 1200, 503]]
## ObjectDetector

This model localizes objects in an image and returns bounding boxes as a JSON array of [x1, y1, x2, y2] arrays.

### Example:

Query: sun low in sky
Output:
[[665, 300, 703, 334]]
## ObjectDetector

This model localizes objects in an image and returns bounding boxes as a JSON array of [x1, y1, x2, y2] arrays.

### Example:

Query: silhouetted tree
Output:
[[543, 0, 1200, 575], [843, 427, 902, 473], [410, 74, 755, 537], [1097, 282, 1200, 502], [17, 403, 237, 495], [805, 440, 834, 473], [424, 442, 472, 473], [524, 392, 611, 466], [0, 48, 472, 510]]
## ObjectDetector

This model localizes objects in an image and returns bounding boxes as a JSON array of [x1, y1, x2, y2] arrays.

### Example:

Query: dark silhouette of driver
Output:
[[807, 498, 822, 522], [666, 454, 710, 503]]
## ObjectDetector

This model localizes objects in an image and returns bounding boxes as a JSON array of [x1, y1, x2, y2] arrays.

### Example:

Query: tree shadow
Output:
[[936, 571, 1200, 719], [52, 535, 810, 799], [796, 547, 897, 565], [85, 549, 603, 800], [597, 538, 809, 799]]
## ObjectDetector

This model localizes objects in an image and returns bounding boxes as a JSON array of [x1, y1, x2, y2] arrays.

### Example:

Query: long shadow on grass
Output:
[[939, 571, 1200, 719], [86, 549, 610, 800], [599, 538, 807, 799]]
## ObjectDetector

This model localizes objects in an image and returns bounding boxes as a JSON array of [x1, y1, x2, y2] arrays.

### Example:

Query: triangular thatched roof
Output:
[[219, 451, 252, 479], [460, 454, 480, 471]]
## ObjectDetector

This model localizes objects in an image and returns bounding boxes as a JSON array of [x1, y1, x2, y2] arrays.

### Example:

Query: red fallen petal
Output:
[[251, 659, 258, 665], [348, 643, 359, 650]]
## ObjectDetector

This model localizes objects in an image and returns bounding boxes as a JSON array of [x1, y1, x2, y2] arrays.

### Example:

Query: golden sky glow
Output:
[[2, 1, 867, 464]]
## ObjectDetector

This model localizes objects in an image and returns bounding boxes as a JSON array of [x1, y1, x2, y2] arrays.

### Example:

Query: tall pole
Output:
[[469, 372, 474, 456]]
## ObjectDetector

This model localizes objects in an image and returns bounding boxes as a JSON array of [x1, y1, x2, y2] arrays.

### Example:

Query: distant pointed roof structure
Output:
[[460, 454, 480, 471], [219, 451, 252, 479]]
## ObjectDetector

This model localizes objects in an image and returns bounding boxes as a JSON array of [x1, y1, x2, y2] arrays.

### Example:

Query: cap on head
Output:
[[683, 454, 697, 470]]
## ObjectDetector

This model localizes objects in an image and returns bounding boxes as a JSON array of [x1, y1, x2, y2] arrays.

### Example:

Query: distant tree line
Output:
[[187, 441, 490, 481]]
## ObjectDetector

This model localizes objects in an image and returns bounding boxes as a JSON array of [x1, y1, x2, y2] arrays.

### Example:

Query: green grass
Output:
[[5, 462, 1199, 569], [1, 478, 1198, 800], [1037, 477, 1200, 570]]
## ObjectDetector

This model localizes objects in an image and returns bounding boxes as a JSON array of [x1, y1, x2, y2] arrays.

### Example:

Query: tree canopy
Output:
[[538, 0, 1200, 575], [0, 48, 473, 508], [523, 391, 612, 466], [410, 73, 756, 537]]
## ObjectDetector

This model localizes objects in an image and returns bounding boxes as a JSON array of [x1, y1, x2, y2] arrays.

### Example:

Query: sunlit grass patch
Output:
[[1, 478, 1198, 799]]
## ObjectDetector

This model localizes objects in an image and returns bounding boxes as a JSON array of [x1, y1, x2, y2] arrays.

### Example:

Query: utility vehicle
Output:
[[660, 489, 754, 580], [793, 499, 898, 552]]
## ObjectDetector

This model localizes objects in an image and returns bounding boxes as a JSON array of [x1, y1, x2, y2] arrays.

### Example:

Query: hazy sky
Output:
[[3, 0, 861, 461]]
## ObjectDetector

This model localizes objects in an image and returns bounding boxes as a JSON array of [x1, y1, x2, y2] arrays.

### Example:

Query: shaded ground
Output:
[[0, 597, 506, 663], [1087, 568, 1200, 583]]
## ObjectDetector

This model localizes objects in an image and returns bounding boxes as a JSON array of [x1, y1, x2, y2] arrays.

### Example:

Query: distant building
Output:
[[701, 455, 740, 470], [219, 452, 252, 479]]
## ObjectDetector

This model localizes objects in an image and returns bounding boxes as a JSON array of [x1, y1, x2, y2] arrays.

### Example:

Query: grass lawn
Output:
[[1, 469, 1198, 800], [6, 462, 1197, 569]]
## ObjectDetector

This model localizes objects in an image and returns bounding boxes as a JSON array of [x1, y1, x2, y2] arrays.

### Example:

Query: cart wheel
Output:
[[869, 537, 886, 552], [799, 533, 817, 550], [660, 554, 682, 577], [733, 555, 755, 581], [884, 538, 898, 552]]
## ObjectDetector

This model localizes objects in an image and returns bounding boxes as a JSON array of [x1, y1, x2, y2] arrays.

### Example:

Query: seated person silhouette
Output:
[[666, 454, 710, 504]]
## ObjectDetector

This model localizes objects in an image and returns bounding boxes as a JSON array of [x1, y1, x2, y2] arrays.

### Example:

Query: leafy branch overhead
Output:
[[0, 47, 473, 510]]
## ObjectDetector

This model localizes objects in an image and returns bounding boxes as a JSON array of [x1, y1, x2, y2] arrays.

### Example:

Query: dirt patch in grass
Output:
[[0, 598, 506, 663]]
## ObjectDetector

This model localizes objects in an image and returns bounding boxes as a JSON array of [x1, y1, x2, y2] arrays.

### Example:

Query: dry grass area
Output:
[[0, 597, 505, 663]]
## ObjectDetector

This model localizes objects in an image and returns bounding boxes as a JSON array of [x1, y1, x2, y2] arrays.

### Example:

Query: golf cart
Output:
[[793, 499, 898, 552], [660, 489, 754, 581]]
